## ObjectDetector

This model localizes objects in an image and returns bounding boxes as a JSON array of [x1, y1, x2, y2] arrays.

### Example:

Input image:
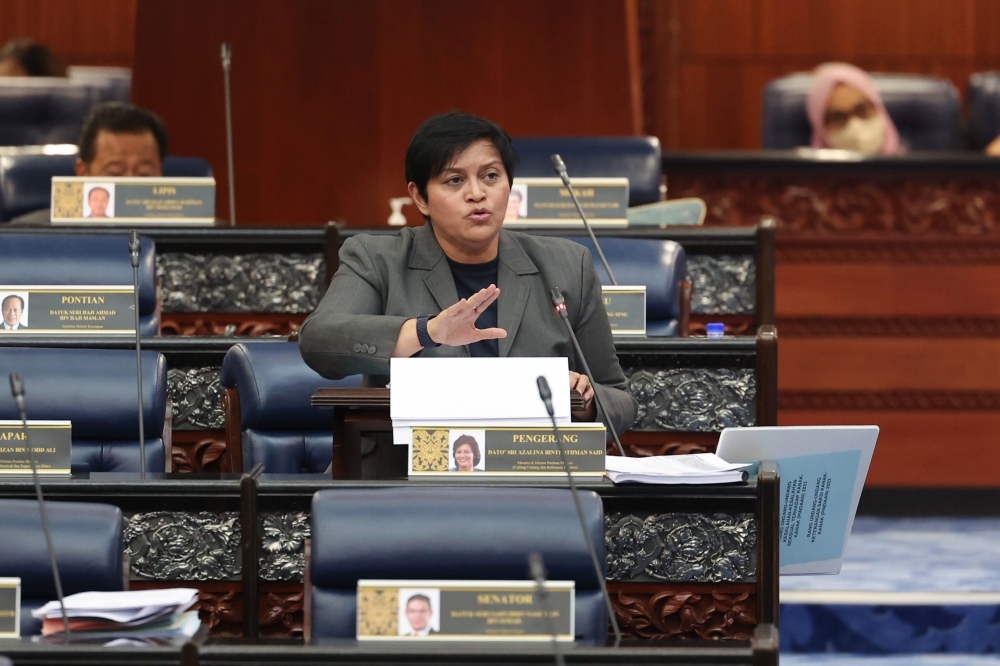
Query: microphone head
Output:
[[536, 376, 552, 403], [9, 371, 23, 399], [527, 551, 547, 585], [550, 287, 566, 307], [550, 154, 567, 175], [128, 230, 141, 254]]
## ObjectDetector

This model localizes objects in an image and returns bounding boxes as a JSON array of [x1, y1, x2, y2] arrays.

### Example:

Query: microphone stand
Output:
[[128, 231, 145, 479], [550, 154, 617, 285], [536, 376, 622, 647], [550, 288, 626, 458], [221, 43, 237, 227], [528, 552, 566, 666], [9, 372, 70, 637]]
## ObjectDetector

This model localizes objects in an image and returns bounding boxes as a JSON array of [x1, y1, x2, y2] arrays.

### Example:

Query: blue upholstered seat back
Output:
[[511, 137, 662, 206], [0, 348, 167, 472], [0, 154, 214, 221], [562, 236, 686, 337], [309, 487, 607, 643], [0, 233, 158, 335], [967, 72, 1000, 150], [0, 81, 94, 146], [220, 341, 363, 473], [0, 498, 123, 635], [762, 73, 961, 150]]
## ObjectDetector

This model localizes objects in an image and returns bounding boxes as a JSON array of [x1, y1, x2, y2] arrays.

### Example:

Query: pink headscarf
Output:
[[806, 63, 903, 155]]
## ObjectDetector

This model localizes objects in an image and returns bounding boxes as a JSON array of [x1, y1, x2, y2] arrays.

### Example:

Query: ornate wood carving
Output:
[[779, 315, 1000, 338], [609, 583, 756, 641], [160, 313, 305, 337], [259, 587, 305, 638], [167, 367, 224, 430], [779, 389, 1000, 411], [625, 367, 756, 431], [194, 589, 243, 638], [171, 432, 229, 473]]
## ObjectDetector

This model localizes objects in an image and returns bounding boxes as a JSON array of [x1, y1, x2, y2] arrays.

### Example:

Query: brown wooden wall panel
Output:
[[132, 0, 635, 227], [781, 338, 1000, 390], [0, 0, 135, 68], [776, 264, 1000, 317], [780, 409, 1000, 487]]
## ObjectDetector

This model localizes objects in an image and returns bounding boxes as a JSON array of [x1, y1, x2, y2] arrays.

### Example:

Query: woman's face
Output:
[[454, 443, 475, 471], [823, 83, 876, 131]]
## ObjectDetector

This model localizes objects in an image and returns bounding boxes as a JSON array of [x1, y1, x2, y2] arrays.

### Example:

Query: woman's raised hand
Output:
[[426, 285, 507, 347]]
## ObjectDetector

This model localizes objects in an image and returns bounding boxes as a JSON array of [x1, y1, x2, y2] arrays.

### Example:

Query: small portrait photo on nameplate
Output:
[[357, 580, 574, 641], [51, 176, 215, 226], [0, 421, 72, 476], [0, 577, 20, 638], [502, 177, 628, 228], [0, 285, 135, 335], [409, 423, 606, 477]]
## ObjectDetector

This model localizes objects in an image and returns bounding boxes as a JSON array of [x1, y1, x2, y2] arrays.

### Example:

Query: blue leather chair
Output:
[[309, 487, 608, 644], [221, 341, 363, 473], [0, 348, 168, 473], [511, 137, 662, 207], [762, 73, 961, 150], [67, 66, 132, 103], [967, 72, 1000, 150], [0, 499, 124, 635], [0, 81, 95, 146], [0, 154, 214, 221], [0, 233, 158, 335], [562, 236, 687, 336]]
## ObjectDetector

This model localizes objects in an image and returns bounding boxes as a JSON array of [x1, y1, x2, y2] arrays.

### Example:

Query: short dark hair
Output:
[[453, 435, 481, 467], [0, 38, 66, 77], [2, 294, 24, 310], [405, 112, 518, 202], [88, 187, 109, 199], [407, 594, 432, 610], [78, 102, 168, 164]]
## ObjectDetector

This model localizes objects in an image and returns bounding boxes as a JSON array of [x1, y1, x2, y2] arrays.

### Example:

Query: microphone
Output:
[[221, 43, 237, 227], [9, 372, 71, 636], [129, 232, 146, 479], [528, 552, 565, 666], [550, 154, 617, 285], [536, 376, 622, 647], [549, 288, 626, 458]]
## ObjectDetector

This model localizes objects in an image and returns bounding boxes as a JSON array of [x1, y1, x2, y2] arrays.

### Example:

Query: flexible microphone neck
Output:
[[549, 154, 617, 286], [9, 372, 71, 637], [536, 376, 622, 647], [221, 42, 237, 228], [128, 232, 146, 479], [549, 289, 626, 458], [528, 551, 566, 666]]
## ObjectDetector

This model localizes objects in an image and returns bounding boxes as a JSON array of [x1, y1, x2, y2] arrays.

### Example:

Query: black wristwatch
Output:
[[416, 315, 440, 348]]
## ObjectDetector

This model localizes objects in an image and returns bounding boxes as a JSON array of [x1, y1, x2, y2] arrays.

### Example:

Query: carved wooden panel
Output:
[[259, 585, 304, 639], [172, 432, 229, 473], [160, 313, 305, 337], [609, 582, 756, 641]]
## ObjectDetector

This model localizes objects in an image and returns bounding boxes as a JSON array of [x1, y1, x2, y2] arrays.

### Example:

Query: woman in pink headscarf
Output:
[[806, 63, 904, 156]]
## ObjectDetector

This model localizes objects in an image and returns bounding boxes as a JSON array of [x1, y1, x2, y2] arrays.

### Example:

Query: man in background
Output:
[[0, 38, 66, 77]]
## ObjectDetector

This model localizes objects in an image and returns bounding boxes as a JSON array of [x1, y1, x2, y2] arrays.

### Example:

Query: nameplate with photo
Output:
[[0, 578, 20, 638], [0, 286, 135, 335], [408, 424, 606, 477], [502, 177, 628, 227], [357, 580, 574, 641], [602, 285, 646, 336], [50, 176, 215, 225], [0, 421, 72, 476]]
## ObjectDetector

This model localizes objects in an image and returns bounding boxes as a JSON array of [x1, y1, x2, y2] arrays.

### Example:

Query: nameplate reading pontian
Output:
[[0, 285, 135, 335], [503, 177, 628, 227], [602, 285, 646, 336], [0, 421, 71, 476], [357, 580, 574, 641], [51, 176, 215, 225], [408, 424, 606, 477], [0, 578, 20, 638]]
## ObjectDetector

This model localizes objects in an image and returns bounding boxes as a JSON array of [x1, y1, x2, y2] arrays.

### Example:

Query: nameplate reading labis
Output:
[[503, 177, 628, 227], [0, 421, 71, 476], [357, 580, 574, 641], [51, 176, 215, 226], [602, 285, 646, 336], [0, 285, 135, 335], [0, 578, 20, 638], [408, 424, 606, 477]]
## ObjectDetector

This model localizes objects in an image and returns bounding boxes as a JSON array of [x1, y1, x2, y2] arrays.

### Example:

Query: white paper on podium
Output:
[[390, 357, 571, 421]]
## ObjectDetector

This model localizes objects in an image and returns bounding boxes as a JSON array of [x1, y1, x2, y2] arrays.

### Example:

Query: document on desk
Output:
[[605, 453, 750, 484], [716, 425, 878, 576]]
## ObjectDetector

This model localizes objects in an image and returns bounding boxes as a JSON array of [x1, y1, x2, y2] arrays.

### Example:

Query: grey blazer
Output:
[[299, 223, 638, 435]]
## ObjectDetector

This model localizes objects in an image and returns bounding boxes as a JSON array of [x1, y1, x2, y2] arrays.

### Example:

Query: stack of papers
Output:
[[605, 453, 750, 484], [390, 357, 572, 445], [32, 588, 200, 638]]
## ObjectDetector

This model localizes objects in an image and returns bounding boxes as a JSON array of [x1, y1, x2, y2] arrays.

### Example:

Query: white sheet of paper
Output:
[[605, 453, 749, 476], [390, 357, 571, 421]]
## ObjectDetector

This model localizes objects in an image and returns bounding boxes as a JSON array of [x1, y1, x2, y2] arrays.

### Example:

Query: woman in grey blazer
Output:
[[299, 112, 637, 436]]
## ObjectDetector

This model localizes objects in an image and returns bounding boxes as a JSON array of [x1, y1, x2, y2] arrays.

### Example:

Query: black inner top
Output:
[[446, 256, 500, 357]]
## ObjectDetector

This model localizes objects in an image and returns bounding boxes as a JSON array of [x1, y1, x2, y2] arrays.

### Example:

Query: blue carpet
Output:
[[782, 656, 1000, 665]]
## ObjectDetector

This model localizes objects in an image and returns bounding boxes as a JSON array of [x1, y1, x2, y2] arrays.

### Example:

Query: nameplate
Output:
[[602, 286, 646, 336], [0, 421, 72, 476], [357, 580, 574, 641], [0, 578, 19, 638], [0, 285, 135, 335], [503, 177, 628, 227], [51, 176, 215, 225], [408, 424, 606, 477]]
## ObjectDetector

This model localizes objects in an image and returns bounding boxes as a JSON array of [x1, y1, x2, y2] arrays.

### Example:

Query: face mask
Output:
[[825, 114, 886, 155]]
